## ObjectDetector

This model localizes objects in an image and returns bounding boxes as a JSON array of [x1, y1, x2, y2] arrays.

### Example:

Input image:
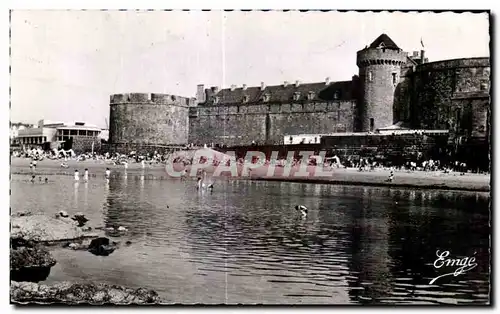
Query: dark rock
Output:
[[10, 244, 56, 283], [13, 211, 33, 217], [72, 213, 89, 227], [88, 237, 116, 256], [10, 281, 161, 304]]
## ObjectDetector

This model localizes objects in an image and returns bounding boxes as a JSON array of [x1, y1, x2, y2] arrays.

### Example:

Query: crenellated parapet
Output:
[[415, 57, 490, 72], [356, 48, 407, 67], [110, 93, 196, 107]]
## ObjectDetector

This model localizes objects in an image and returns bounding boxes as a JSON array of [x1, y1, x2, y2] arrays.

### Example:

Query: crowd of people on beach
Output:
[[16, 142, 485, 187]]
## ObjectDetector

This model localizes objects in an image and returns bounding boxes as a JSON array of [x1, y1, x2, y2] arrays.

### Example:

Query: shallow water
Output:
[[10, 166, 490, 305]]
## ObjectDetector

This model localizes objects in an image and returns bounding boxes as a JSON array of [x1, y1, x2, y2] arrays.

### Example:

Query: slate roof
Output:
[[202, 80, 355, 105], [368, 34, 400, 50]]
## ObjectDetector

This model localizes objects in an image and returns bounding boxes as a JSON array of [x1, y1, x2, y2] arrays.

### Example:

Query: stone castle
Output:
[[108, 34, 490, 149]]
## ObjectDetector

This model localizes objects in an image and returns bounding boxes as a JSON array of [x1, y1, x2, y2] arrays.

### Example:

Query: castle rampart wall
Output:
[[410, 58, 490, 133], [188, 101, 356, 146], [109, 93, 190, 147]]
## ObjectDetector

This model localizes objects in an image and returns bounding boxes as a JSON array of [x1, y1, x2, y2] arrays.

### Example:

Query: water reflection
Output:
[[10, 173, 490, 304], [73, 182, 79, 209], [83, 182, 88, 213]]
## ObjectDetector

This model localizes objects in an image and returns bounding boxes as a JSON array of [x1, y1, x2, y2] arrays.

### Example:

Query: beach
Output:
[[11, 157, 491, 192]]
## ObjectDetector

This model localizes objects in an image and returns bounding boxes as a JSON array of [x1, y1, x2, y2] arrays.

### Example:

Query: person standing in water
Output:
[[105, 168, 111, 179], [84, 168, 89, 182], [74, 170, 80, 181]]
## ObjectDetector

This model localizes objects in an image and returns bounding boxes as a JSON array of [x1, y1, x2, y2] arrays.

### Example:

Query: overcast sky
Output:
[[10, 10, 490, 128]]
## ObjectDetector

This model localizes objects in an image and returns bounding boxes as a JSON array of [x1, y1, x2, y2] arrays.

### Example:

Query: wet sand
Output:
[[11, 157, 490, 192]]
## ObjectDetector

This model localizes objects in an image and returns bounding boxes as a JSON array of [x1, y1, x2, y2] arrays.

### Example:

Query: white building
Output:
[[283, 134, 325, 145], [17, 119, 102, 149], [10, 122, 34, 144]]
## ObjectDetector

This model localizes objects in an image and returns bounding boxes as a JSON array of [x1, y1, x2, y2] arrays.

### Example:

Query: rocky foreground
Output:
[[11, 281, 161, 304], [11, 212, 98, 242], [10, 211, 163, 304]]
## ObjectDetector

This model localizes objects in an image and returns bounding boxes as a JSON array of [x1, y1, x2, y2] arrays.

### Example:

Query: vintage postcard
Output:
[[9, 9, 491, 305]]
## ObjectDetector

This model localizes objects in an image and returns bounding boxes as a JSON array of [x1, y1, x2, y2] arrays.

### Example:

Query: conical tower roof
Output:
[[368, 34, 400, 49]]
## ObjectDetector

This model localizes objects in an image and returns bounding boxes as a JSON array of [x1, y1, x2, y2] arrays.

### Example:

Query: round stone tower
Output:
[[356, 34, 407, 132]]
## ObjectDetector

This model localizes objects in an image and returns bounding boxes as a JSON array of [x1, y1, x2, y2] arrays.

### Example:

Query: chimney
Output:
[[243, 84, 247, 90], [211, 86, 219, 94], [260, 82, 266, 90], [284, 81, 289, 87], [230, 84, 236, 91], [196, 84, 206, 103], [412, 51, 419, 58], [325, 77, 330, 85], [295, 80, 300, 87], [420, 50, 425, 64]]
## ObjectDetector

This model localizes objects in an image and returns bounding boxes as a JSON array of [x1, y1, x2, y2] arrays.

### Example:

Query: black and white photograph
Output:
[[8, 8, 491, 305]]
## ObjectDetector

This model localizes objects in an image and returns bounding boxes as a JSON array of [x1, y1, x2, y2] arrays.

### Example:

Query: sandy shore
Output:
[[11, 157, 490, 192]]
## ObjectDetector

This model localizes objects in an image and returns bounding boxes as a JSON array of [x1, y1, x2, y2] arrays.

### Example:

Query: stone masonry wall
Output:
[[109, 93, 191, 146], [393, 65, 414, 123], [356, 48, 407, 131], [188, 101, 356, 146], [411, 58, 490, 131], [72, 137, 101, 154]]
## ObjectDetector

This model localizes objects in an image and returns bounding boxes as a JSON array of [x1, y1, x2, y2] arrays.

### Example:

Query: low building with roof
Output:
[[17, 119, 102, 153]]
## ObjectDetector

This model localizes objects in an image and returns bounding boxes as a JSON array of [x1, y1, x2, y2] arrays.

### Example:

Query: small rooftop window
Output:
[[293, 92, 301, 101], [243, 95, 250, 103]]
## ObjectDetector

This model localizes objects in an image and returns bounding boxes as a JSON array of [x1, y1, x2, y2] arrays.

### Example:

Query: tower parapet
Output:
[[356, 34, 408, 132]]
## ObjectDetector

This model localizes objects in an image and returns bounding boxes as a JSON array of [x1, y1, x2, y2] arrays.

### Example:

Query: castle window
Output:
[[370, 118, 374, 132], [392, 73, 398, 85], [308, 91, 315, 100], [368, 72, 373, 82], [293, 92, 301, 101], [480, 82, 488, 91]]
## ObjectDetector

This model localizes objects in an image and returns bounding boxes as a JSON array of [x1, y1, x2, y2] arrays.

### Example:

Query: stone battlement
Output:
[[110, 93, 195, 107], [356, 48, 408, 67], [415, 57, 490, 72]]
